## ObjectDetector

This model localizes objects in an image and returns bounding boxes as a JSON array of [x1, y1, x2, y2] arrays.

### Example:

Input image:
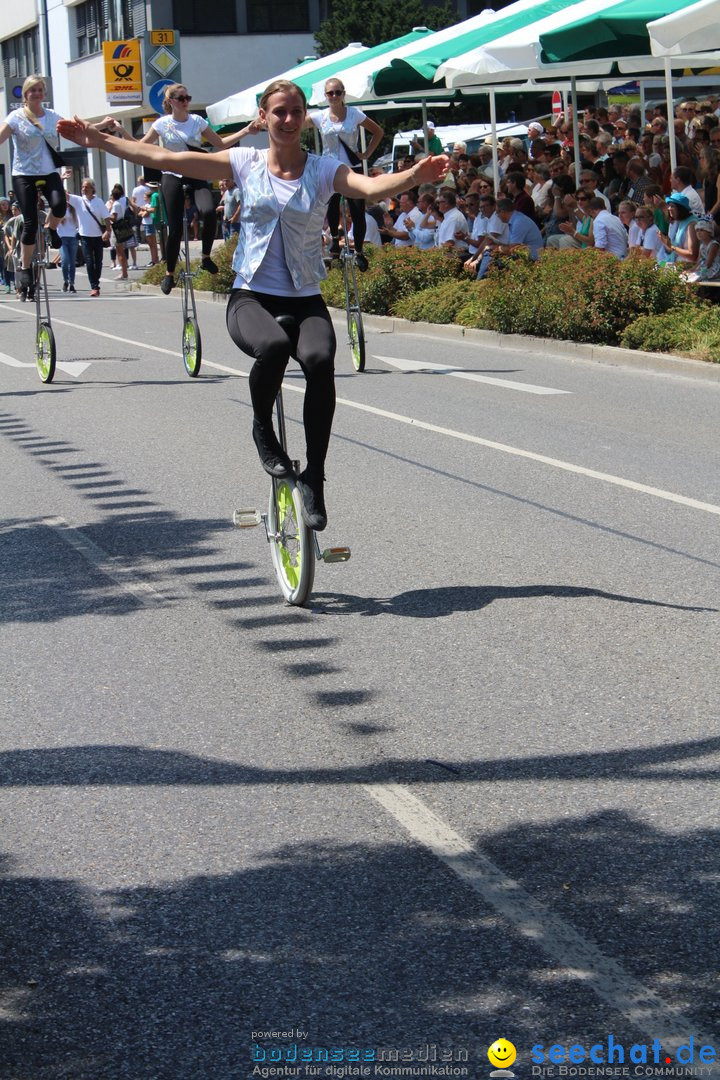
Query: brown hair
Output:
[[258, 79, 307, 113], [162, 84, 187, 114]]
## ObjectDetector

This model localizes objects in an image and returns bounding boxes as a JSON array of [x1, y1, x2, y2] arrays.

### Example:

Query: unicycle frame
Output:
[[337, 198, 365, 372], [32, 180, 56, 384], [178, 208, 199, 325], [177, 187, 202, 377]]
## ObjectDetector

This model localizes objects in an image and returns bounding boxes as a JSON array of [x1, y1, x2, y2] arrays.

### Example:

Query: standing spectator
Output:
[[412, 121, 443, 157], [5, 203, 24, 297], [183, 193, 199, 240], [0, 196, 10, 291], [109, 182, 135, 279], [587, 198, 629, 257], [138, 182, 160, 265], [66, 177, 110, 297], [222, 179, 241, 239], [56, 201, 79, 292], [130, 174, 151, 246]]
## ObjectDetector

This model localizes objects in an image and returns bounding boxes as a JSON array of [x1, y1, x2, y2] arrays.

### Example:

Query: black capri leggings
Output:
[[326, 192, 366, 252], [13, 172, 66, 246], [161, 173, 215, 273], [226, 289, 336, 472]]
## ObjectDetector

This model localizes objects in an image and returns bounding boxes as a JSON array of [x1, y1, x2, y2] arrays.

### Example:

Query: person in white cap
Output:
[[527, 121, 545, 140]]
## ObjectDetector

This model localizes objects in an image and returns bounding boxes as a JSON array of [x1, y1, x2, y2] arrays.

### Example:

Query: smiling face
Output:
[[488, 1040, 517, 1069], [259, 88, 306, 148]]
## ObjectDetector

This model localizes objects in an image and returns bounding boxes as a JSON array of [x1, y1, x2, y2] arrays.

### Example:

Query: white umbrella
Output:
[[207, 43, 367, 126], [648, 0, 720, 53]]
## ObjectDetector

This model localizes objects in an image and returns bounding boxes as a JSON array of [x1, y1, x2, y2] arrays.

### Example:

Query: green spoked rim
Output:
[[275, 481, 302, 590], [349, 313, 363, 370], [36, 325, 53, 381], [182, 319, 200, 375]]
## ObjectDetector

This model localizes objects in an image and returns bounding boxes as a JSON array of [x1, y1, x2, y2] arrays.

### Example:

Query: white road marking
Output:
[[365, 782, 719, 1064], [42, 516, 169, 608], [376, 354, 571, 395], [0, 351, 89, 378], [0, 352, 33, 368], [7, 314, 720, 518]]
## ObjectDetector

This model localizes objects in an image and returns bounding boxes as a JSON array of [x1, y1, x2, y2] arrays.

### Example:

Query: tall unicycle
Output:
[[178, 185, 202, 377], [232, 316, 351, 607], [341, 245, 365, 373], [33, 181, 56, 384]]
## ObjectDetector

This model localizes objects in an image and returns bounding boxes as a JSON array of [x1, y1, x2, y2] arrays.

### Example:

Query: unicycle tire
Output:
[[182, 317, 202, 377], [36, 322, 56, 383], [348, 309, 365, 372], [268, 479, 315, 606]]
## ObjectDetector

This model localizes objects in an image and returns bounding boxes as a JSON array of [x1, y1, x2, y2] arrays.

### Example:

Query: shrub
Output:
[[320, 244, 464, 315], [621, 304, 720, 361], [478, 249, 695, 345], [392, 280, 476, 324]]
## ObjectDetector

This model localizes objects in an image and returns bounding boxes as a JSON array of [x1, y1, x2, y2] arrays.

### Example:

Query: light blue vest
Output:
[[232, 152, 330, 290]]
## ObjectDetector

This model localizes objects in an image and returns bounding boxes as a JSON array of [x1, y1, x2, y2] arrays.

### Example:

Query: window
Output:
[[75, 0, 140, 57], [1, 28, 40, 79], [172, 0, 237, 33], [247, 0, 309, 32]]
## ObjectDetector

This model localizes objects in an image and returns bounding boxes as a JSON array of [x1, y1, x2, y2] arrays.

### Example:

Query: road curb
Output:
[[127, 282, 720, 382]]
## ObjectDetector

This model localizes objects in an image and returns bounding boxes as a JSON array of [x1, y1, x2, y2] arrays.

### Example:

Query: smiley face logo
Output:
[[488, 1040, 517, 1069]]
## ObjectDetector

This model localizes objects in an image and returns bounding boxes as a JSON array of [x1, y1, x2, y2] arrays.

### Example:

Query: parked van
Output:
[[392, 122, 529, 164]]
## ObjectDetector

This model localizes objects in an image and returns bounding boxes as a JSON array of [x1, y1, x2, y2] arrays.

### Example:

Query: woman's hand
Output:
[[57, 117, 103, 148], [413, 155, 450, 185]]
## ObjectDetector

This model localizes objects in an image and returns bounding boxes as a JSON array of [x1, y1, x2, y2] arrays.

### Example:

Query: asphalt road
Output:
[[1, 263, 719, 1080]]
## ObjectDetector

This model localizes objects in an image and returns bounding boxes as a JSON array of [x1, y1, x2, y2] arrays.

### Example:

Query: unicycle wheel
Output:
[[36, 322, 56, 383], [268, 479, 315, 606], [348, 310, 365, 372], [182, 317, 202, 377]]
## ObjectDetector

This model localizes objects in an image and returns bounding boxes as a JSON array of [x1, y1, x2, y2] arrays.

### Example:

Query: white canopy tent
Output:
[[648, 0, 720, 53]]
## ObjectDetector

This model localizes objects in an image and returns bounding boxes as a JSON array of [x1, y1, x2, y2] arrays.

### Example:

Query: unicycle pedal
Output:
[[316, 539, 351, 563], [233, 508, 262, 528]]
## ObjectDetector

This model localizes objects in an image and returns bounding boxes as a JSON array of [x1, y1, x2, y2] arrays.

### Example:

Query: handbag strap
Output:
[[83, 198, 107, 232]]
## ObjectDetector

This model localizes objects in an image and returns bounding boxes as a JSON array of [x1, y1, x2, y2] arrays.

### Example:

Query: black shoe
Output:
[[160, 274, 175, 295], [296, 468, 327, 532], [62, 281, 68, 292], [17, 268, 31, 291], [69, 284, 76, 294], [329, 238, 341, 256], [48, 228, 61, 249], [252, 421, 294, 478], [355, 251, 368, 272], [201, 256, 218, 274], [27, 288, 35, 302]]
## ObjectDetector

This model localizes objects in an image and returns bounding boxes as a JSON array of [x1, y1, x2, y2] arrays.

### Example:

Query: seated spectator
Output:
[[682, 215, 720, 280], [657, 192, 699, 267], [529, 163, 553, 213], [408, 191, 440, 250], [628, 205, 664, 259], [603, 150, 631, 209], [586, 198, 629, 257], [492, 196, 543, 260], [543, 174, 576, 238], [463, 193, 504, 260], [381, 190, 423, 246], [579, 168, 611, 210], [699, 146, 720, 225], [626, 157, 652, 205], [671, 166, 704, 215], [643, 183, 669, 234], [435, 190, 469, 253], [547, 191, 593, 249], [617, 199, 638, 241]]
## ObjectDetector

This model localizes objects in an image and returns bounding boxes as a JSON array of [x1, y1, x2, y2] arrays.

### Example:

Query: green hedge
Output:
[[320, 244, 465, 316], [140, 235, 238, 292], [621, 304, 720, 361], [393, 280, 486, 324]]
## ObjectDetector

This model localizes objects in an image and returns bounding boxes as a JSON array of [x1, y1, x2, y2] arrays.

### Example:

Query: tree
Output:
[[315, 0, 457, 57]]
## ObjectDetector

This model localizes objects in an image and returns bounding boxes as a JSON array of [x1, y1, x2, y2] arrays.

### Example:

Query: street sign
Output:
[[144, 29, 181, 108], [103, 40, 143, 104], [552, 90, 562, 116], [148, 78, 175, 116]]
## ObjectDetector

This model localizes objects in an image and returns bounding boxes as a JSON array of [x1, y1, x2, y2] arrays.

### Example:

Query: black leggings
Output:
[[161, 173, 215, 273], [327, 193, 366, 252], [13, 172, 66, 245], [226, 289, 336, 471]]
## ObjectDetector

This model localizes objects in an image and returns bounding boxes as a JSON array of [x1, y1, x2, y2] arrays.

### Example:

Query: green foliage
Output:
[[477, 250, 694, 345], [621, 303, 720, 361], [315, 0, 455, 55], [392, 279, 478, 323], [320, 244, 463, 315]]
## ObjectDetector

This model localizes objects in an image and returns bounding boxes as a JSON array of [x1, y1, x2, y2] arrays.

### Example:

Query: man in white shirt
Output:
[[381, 191, 423, 246], [435, 190, 468, 253], [670, 167, 704, 216], [587, 198, 628, 257]]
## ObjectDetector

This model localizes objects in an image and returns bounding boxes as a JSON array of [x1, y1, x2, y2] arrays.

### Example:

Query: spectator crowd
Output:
[[333, 95, 720, 286]]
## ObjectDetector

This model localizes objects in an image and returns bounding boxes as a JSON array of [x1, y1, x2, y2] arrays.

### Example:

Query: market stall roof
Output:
[[538, 0, 700, 64], [648, 0, 720, 54]]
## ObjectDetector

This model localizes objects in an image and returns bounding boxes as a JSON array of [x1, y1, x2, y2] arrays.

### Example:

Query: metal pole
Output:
[[571, 77, 581, 187], [421, 97, 429, 154], [664, 58, 677, 173], [359, 126, 369, 175], [489, 88, 499, 195]]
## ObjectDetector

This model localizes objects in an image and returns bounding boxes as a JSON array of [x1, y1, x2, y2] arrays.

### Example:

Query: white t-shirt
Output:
[[349, 212, 382, 246], [131, 183, 151, 209], [67, 192, 109, 237], [436, 206, 469, 249], [151, 114, 209, 177], [394, 205, 423, 247], [229, 147, 340, 297], [593, 210, 628, 258], [56, 211, 78, 238], [4, 108, 61, 175], [309, 106, 367, 168]]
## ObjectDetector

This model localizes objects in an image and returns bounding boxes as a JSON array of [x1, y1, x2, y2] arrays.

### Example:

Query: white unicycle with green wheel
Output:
[[32, 180, 56, 384], [232, 315, 351, 607], [340, 246, 365, 373], [178, 185, 202, 377]]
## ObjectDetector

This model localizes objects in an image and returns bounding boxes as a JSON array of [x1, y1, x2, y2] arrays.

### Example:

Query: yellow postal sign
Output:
[[103, 39, 143, 103]]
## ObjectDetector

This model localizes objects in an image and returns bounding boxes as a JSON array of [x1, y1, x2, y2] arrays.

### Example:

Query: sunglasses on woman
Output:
[[326, 90, 344, 97], [174, 94, 192, 103]]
